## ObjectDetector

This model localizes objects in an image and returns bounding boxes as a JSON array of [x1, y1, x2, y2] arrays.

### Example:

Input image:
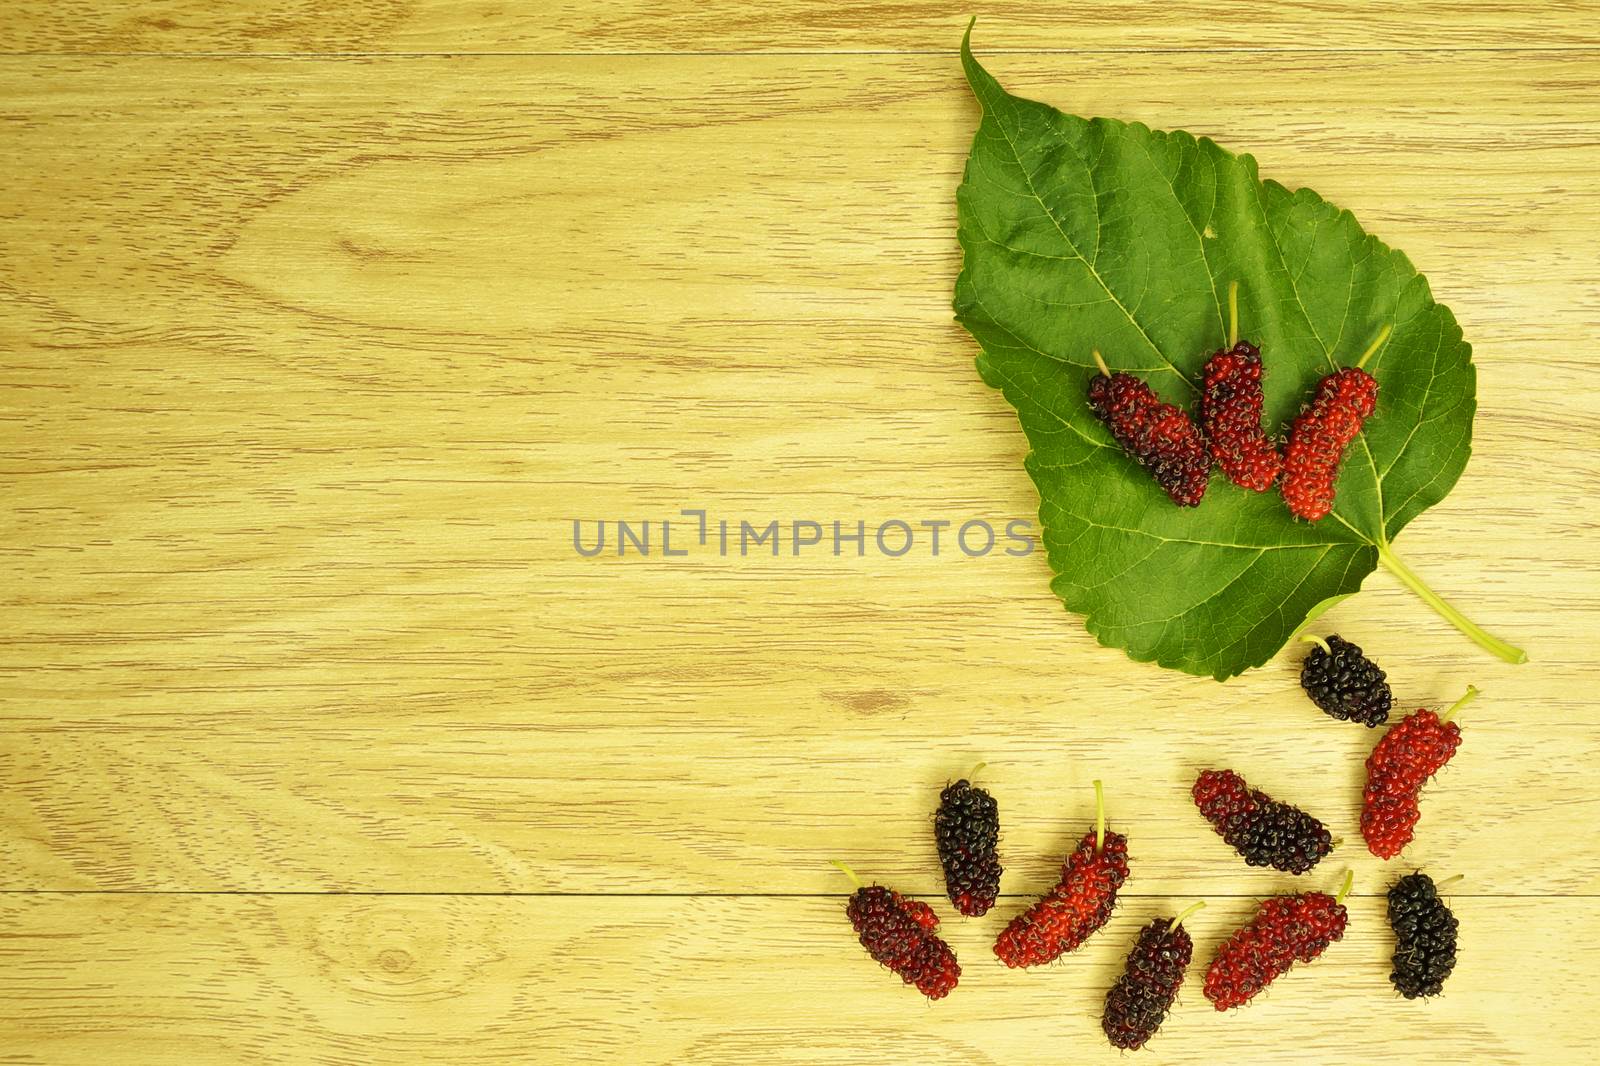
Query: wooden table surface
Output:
[[3, 3, 1598, 1062]]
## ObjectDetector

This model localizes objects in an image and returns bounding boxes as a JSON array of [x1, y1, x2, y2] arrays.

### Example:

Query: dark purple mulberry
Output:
[[934, 777, 1001, 917], [1102, 908, 1198, 1050]]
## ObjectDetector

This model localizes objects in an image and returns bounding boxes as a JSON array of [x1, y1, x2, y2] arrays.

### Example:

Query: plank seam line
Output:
[[0, 46, 1596, 60], [0, 883, 1580, 889]]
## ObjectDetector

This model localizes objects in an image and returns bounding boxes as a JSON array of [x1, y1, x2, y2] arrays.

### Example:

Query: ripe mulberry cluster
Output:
[[1200, 340, 1283, 491], [845, 884, 961, 1000], [1193, 769, 1333, 874], [934, 778, 1002, 917], [1280, 367, 1379, 521], [1088, 368, 1212, 507], [1101, 916, 1194, 1050], [1204, 889, 1349, 1009], [994, 829, 1129, 967], [1301, 633, 1392, 727], [1388, 873, 1459, 999], [1363, 703, 1465, 859]]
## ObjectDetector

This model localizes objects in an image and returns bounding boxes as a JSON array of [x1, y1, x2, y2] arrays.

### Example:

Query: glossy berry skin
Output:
[[1102, 917, 1193, 1050], [934, 779, 1002, 917], [1301, 633, 1392, 727], [1388, 872, 1459, 998], [845, 885, 960, 1000], [1203, 892, 1348, 1009], [1200, 340, 1282, 491], [1280, 367, 1378, 521], [1363, 709, 1463, 859], [994, 829, 1129, 968], [1193, 769, 1333, 875], [1088, 371, 1211, 506]]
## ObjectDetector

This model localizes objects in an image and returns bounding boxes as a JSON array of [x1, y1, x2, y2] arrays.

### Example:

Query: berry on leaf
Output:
[[1200, 282, 1283, 491], [1280, 325, 1388, 521], [1088, 351, 1212, 507]]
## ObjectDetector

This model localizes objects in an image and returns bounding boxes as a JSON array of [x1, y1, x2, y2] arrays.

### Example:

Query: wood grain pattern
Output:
[[1, 893, 1594, 1064], [1, 6, 1598, 1062], [4, 2, 1598, 54], [3, 52, 1596, 895]]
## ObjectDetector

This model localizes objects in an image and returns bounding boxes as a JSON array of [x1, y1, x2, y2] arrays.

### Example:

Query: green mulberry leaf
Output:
[[954, 23, 1523, 679]]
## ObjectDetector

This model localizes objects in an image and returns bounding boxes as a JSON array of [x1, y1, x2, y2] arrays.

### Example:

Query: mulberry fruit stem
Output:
[[1171, 900, 1206, 930], [1335, 869, 1354, 904], [1227, 280, 1239, 348], [830, 860, 864, 889], [1093, 778, 1105, 855], [1375, 542, 1527, 664], [1441, 685, 1480, 723], [1299, 633, 1331, 655], [1356, 324, 1393, 369]]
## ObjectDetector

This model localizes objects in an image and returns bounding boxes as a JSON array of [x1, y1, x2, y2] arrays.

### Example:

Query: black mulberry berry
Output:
[[1388, 872, 1459, 999], [1300, 633, 1392, 727], [934, 777, 1002, 917]]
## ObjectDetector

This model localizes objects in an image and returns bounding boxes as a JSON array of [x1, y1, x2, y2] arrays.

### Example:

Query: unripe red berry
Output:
[[1200, 340, 1282, 491], [1281, 367, 1378, 521]]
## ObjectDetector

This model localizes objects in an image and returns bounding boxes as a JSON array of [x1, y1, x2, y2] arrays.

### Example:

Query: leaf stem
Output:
[[1227, 280, 1239, 348], [1375, 543, 1527, 664], [1093, 779, 1105, 855], [1091, 349, 1111, 377], [1299, 633, 1330, 655], [829, 860, 863, 889], [1170, 900, 1205, 931], [1335, 869, 1355, 904], [1356, 324, 1393, 369], [1440, 685, 1479, 723]]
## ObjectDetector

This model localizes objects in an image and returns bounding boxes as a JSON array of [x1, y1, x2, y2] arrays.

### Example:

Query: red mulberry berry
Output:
[[1203, 876, 1350, 1010], [1087, 356, 1211, 507], [842, 880, 960, 1000], [1193, 769, 1333, 874], [1280, 366, 1378, 521], [1362, 689, 1473, 859], [995, 781, 1128, 967], [1101, 904, 1201, 1050], [1200, 340, 1282, 491], [935, 777, 1002, 917]]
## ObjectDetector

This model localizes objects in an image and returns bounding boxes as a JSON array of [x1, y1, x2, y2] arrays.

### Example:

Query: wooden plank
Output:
[[2, 51, 1598, 895], [0, 892, 1590, 1063], [3, 2, 1597, 54], [6, 717, 1598, 894]]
